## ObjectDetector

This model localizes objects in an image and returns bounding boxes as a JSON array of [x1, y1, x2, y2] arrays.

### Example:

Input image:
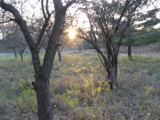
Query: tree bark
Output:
[[105, 53, 118, 89], [20, 53, 23, 62], [128, 45, 132, 57], [19, 49, 25, 62], [13, 49, 17, 59], [57, 48, 62, 62], [112, 56, 118, 87], [33, 74, 53, 120], [0, 1, 76, 120], [33, 3, 66, 120]]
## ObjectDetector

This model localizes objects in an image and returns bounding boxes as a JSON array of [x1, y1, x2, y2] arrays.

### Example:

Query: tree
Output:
[[79, 0, 149, 88], [122, 24, 137, 57], [123, 7, 160, 57], [1, 24, 27, 61], [4, 31, 27, 60], [0, 0, 77, 119], [123, 27, 160, 57]]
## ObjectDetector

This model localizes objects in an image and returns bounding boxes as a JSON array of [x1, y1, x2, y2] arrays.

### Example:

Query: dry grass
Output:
[[0, 52, 160, 120]]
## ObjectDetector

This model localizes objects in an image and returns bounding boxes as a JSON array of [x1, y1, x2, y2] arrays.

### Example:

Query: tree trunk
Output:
[[19, 49, 25, 62], [106, 55, 118, 89], [78, 46, 81, 53], [0, 1, 74, 120], [13, 49, 17, 59], [33, 75, 53, 120], [57, 48, 62, 62], [32, 10, 66, 119], [20, 53, 23, 62], [128, 45, 132, 57], [109, 68, 118, 89], [113, 57, 118, 88]]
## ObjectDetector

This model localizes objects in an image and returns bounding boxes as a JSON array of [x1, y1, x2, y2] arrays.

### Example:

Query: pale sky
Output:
[[0, 33, 2, 40], [0, 0, 160, 40]]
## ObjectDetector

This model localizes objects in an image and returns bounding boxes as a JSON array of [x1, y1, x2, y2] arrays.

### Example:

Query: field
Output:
[[0, 51, 160, 120]]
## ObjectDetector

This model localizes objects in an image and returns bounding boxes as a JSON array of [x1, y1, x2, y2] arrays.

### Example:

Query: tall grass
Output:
[[0, 54, 160, 120]]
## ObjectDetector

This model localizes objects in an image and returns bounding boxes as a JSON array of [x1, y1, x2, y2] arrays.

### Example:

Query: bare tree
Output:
[[0, 24, 27, 61], [79, 0, 149, 88], [0, 0, 77, 119]]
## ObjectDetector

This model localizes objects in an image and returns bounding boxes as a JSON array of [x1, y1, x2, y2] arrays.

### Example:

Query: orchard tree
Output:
[[3, 31, 27, 60], [79, 0, 151, 88], [0, 24, 27, 61], [44, 13, 79, 62], [0, 0, 78, 120]]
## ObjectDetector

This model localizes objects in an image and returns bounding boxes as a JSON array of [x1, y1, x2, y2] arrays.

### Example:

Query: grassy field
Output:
[[0, 52, 160, 120]]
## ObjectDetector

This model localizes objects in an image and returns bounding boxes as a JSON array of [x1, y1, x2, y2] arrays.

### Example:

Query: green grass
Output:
[[0, 54, 14, 60], [0, 54, 160, 120]]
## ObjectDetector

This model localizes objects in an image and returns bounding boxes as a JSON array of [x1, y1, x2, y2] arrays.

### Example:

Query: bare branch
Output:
[[46, 0, 50, 16], [41, 0, 47, 19], [63, 0, 77, 11], [114, 0, 130, 33], [36, 14, 51, 47], [85, 2, 98, 45], [36, 0, 55, 48], [97, 53, 108, 73], [53, 0, 63, 12], [78, 29, 108, 69], [0, 18, 15, 24], [0, 1, 36, 50]]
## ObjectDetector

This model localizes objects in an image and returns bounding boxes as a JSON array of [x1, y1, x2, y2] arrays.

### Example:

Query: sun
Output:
[[68, 28, 76, 39]]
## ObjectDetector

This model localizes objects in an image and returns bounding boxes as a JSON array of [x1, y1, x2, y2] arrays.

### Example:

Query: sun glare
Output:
[[68, 28, 76, 39]]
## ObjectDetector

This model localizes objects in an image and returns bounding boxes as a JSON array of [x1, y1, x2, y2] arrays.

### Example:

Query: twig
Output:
[[0, 18, 15, 24]]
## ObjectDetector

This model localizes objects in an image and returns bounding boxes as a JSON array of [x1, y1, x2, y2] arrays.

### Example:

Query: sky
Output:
[[0, 0, 160, 40], [0, 34, 2, 40]]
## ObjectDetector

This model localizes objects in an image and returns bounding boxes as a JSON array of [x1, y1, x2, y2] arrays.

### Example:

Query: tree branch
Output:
[[53, 0, 63, 12], [41, 0, 47, 19], [113, 0, 130, 33], [0, 18, 15, 24], [78, 32, 108, 70], [0, 1, 41, 74], [36, 14, 51, 47], [36, 0, 54, 48], [0, 1, 36, 50], [46, 0, 50, 16], [63, 0, 77, 11]]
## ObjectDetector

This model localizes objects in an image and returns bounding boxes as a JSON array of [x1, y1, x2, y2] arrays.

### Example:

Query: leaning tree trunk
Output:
[[19, 53, 23, 62], [13, 49, 17, 59], [19, 49, 25, 62]]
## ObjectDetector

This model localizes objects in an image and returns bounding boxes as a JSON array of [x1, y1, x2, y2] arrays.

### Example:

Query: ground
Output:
[[0, 49, 160, 120]]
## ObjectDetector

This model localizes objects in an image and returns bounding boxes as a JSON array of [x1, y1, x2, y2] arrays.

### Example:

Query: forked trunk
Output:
[[108, 67, 118, 89], [106, 55, 118, 89], [0, 0, 72, 120]]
